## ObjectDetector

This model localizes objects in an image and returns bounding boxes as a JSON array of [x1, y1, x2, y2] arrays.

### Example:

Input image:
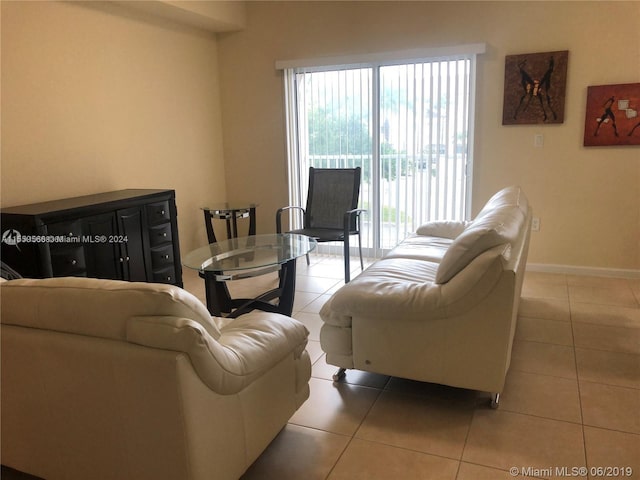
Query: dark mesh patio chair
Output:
[[276, 167, 366, 283]]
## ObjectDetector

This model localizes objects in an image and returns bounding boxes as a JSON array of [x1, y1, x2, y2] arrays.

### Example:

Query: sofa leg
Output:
[[490, 392, 501, 409], [332, 368, 346, 382]]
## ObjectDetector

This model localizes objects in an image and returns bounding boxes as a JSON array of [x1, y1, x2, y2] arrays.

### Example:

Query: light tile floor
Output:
[[183, 255, 640, 480]]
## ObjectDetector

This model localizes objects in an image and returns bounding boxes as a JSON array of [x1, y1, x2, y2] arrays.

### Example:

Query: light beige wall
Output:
[[217, 1, 640, 273], [1, 0, 226, 252]]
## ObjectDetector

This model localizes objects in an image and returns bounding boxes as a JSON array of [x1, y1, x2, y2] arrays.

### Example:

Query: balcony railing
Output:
[[303, 153, 468, 252]]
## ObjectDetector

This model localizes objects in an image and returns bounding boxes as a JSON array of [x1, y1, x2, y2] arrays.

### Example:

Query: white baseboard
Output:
[[526, 263, 640, 279]]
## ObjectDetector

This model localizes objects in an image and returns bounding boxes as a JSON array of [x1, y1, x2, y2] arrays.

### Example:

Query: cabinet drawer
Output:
[[151, 244, 174, 268], [50, 246, 87, 276], [148, 223, 172, 248], [46, 219, 83, 238], [152, 266, 176, 284], [146, 201, 171, 225]]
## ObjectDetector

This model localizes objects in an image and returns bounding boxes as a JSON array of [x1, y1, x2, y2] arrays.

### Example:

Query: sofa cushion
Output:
[[435, 206, 524, 284], [415, 220, 468, 239], [384, 234, 453, 263]]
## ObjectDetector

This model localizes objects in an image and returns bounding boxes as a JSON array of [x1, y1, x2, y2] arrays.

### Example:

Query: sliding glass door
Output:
[[377, 60, 472, 249], [285, 53, 475, 256]]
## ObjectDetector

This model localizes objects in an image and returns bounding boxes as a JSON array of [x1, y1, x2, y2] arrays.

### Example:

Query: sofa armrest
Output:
[[320, 246, 509, 326], [127, 311, 309, 395], [320, 258, 446, 324], [416, 220, 468, 239]]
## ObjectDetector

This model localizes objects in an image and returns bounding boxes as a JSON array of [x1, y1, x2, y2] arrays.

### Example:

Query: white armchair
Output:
[[1, 277, 311, 480]]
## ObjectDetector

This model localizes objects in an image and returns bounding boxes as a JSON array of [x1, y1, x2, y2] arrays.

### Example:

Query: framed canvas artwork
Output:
[[583, 83, 640, 147], [502, 50, 569, 125]]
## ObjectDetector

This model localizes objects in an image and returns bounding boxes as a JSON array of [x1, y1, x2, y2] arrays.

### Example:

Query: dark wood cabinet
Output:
[[1, 189, 182, 287]]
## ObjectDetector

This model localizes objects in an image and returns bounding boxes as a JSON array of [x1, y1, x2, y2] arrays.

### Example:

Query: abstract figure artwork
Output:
[[583, 83, 640, 147], [502, 50, 569, 125]]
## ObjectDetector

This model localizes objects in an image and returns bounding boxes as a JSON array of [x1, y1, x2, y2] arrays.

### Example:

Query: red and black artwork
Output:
[[584, 83, 640, 147], [502, 50, 569, 125]]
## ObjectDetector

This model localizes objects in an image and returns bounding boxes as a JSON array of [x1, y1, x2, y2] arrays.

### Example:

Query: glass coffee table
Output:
[[183, 233, 317, 317]]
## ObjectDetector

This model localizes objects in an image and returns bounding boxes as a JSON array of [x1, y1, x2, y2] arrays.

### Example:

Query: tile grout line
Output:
[[454, 395, 477, 480], [568, 281, 591, 474], [322, 381, 387, 480]]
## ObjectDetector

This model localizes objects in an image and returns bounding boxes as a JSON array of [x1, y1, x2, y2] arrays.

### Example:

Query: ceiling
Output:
[[113, 0, 246, 33]]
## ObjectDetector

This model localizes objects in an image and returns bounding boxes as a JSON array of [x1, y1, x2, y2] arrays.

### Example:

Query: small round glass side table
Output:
[[201, 202, 258, 243]]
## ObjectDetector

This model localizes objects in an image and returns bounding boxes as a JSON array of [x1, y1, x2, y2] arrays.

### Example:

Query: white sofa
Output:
[[1, 277, 311, 480], [319, 186, 532, 407]]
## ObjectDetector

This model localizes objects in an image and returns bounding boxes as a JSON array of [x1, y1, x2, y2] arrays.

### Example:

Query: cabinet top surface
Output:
[[1, 189, 175, 216]]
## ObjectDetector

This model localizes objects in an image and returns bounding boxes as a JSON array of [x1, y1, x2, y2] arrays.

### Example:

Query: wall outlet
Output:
[[534, 134, 544, 147], [532, 217, 541, 231]]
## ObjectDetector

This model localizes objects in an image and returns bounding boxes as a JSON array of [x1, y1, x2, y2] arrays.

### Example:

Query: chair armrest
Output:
[[345, 208, 367, 216], [276, 206, 306, 233], [127, 311, 309, 395], [343, 208, 367, 233]]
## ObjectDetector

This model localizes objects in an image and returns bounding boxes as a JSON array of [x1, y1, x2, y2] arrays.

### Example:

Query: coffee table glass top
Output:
[[183, 233, 316, 273]]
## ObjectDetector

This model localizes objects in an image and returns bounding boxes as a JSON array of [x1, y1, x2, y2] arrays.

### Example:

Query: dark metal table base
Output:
[[200, 258, 298, 318]]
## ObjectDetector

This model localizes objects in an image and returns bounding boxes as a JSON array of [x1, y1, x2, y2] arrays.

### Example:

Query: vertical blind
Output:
[[280, 46, 482, 255]]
